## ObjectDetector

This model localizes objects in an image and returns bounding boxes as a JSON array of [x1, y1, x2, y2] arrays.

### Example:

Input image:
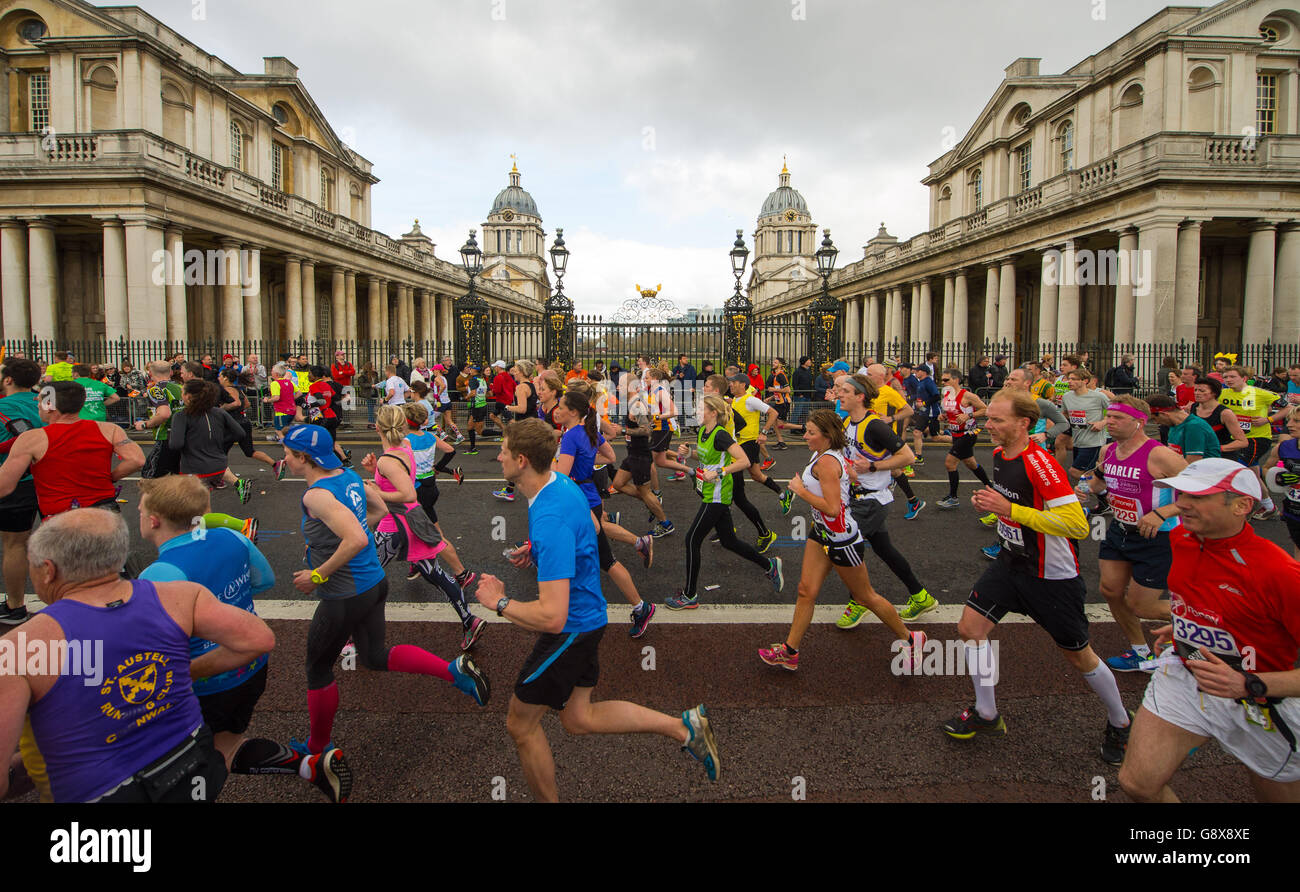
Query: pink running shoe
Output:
[[759, 643, 799, 671], [904, 631, 928, 673]]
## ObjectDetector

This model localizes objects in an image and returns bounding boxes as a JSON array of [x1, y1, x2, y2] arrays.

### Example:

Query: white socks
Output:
[[1083, 661, 1130, 727], [967, 641, 998, 720]]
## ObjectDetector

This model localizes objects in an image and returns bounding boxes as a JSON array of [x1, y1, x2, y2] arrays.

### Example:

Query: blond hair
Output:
[[700, 394, 730, 424], [514, 359, 536, 379], [139, 475, 211, 530], [376, 404, 408, 447]]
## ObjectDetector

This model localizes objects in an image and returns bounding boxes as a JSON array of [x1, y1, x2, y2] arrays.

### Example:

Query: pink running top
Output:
[[374, 443, 443, 561], [1099, 439, 1178, 530]]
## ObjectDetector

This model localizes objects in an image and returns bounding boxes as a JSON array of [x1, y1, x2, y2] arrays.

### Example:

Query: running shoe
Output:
[[451, 467, 465, 485], [665, 590, 698, 610], [1100, 710, 1135, 766], [937, 496, 961, 510], [340, 639, 356, 659], [273, 459, 288, 481], [464, 448, 480, 456], [1105, 649, 1155, 674], [634, 534, 654, 569], [904, 498, 925, 521], [903, 631, 928, 673], [898, 590, 938, 621], [460, 617, 487, 651], [836, 600, 869, 630], [709, 532, 721, 544], [759, 642, 799, 671], [766, 556, 785, 592], [902, 465, 915, 478], [979, 512, 998, 527], [761, 459, 776, 471], [1252, 504, 1281, 521], [981, 544, 1002, 560], [235, 477, 252, 504], [671, 470, 688, 482], [629, 602, 656, 638], [455, 570, 479, 590], [775, 442, 789, 451], [449, 654, 490, 706], [779, 489, 795, 516], [305, 748, 353, 804], [681, 705, 720, 781], [406, 564, 421, 581], [241, 517, 259, 543], [289, 736, 338, 759], [342, 449, 353, 467], [651, 520, 675, 538], [492, 488, 515, 502], [756, 530, 777, 554], [942, 707, 1007, 739], [0, 605, 29, 626], [914, 455, 926, 466], [652, 489, 663, 501]]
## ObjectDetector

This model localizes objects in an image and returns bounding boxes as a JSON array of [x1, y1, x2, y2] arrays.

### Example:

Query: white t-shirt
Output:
[[384, 376, 410, 406]]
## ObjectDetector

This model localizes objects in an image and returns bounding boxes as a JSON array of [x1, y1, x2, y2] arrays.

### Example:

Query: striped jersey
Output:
[[992, 441, 1082, 580]]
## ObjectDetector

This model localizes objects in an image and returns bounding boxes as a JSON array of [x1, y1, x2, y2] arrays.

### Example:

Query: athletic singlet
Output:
[[1052, 375, 1070, 404], [32, 420, 116, 516], [1278, 439, 1300, 521], [519, 382, 539, 420], [375, 444, 422, 537], [405, 431, 439, 481], [1099, 439, 1178, 530], [28, 580, 204, 802], [1219, 385, 1274, 438], [271, 377, 297, 416], [539, 402, 561, 430], [301, 469, 385, 600], [942, 388, 977, 435], [801, 449, 860, 546], [842, 412, 895, 503], [1196, 402, 1235, 447], [732, 388, 767, 443], [694, 425, 735, 505], [651, 385, 671, 432]]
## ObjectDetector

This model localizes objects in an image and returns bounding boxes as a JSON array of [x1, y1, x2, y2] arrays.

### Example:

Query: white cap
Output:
[[492, 360, 507, 369], [1154, 457, 1262, 501]]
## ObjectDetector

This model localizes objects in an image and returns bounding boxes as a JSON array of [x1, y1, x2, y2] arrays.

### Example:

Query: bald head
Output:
[[865, 364, 887, 386], [28, 509, 129, 585]]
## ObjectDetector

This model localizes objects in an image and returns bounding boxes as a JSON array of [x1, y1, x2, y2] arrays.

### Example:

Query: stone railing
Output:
[[1205, 137, 1258, 164], [965, 209, 988, 231], [50, 135, 97, 163], [259, 186, 289, 212], [1013, 186, 1042, 214], [1078, 157, 1118, 191], [184, 153, 225, 188]]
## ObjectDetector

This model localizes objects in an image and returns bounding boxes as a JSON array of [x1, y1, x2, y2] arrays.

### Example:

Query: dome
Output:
[[490, 163, 539, 218], [759, 163, 809, 218]]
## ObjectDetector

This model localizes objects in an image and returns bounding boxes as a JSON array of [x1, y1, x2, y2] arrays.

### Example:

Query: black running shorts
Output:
[[650, 429, 673, 453], [1235, 438, 1270, 467], [848, 496, 890, 537], [948, 433, 977, 461], [198, 664, 268, 735], [1098, 524, 1172, 591], [0, 479, 38, 533], [966, 558, 1090, 651], [620, 453, 653, 487], [1287, 517, 1300, 548], [514, 626, 606, 711]]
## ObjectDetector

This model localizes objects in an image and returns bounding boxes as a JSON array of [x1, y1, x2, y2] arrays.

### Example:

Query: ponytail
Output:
[[563, 391, 598, 447]]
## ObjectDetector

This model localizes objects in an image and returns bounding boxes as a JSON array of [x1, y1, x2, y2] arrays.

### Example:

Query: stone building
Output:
[[747, 161, 820, 307], [0, 0, 542, 353], [756, 0, 1300, 358], [480, 161, 551, 307]]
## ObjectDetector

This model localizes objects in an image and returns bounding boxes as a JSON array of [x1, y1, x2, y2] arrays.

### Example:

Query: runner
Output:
[[1060, 367, 1111, 489], [462, 364, 488, 455], [1220, 365, 1281, 519], [281, 423, 489, 771], [863, 364, 924, 508], [1118, 458, 1300, 802], [0, 382, 144, 518], [400, 401, 476, 586], [136, 359, 185, 478], [365, 407, 485, 652], [306, 366, 350, 467], [907, 364, 941, 466], [609, 383, 673, 538], [766, 358, 792, 450], [1193, 376, 1249, 457], [488, 359, 516, 437], [263, 362, 301, 443], [1263, 405, 1300, 558], [829, 374, 936, 622], [0, 509, 275, 803], [699, 374, 769, 544], [382, 364, 410, 407], [1147, 394, 1221, 460], [493, 360, 538, 502], [430, 364, 464, 444], [218, 368, 282, 480], [944, 389, 1133, 766], [759, 409, 924, 670], [725, 373, 784, 552], [168, 380, 257, 504], [410, 381, 463, 484], [1086, 396, 1188, 673], [661, 395, 784, 610], [134, 475, 350, 802], [648, 367, 684, 489], [0, 358, 42, 626], [71, 363, 120, 421], [935, 370, 992, 509]]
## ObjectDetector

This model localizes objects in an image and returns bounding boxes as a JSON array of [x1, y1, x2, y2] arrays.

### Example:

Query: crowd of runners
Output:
[[0, 346, 1295, 804]]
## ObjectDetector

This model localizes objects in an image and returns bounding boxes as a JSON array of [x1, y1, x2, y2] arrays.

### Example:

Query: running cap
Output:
[[1155, 458, 1261, 501], [725, 373, 749, 385], [281, 424, 343, 470], [492, 360, 507, 368], [828, 361, 852, 375]]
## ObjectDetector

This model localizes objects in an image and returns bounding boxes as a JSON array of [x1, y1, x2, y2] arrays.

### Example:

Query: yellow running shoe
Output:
[[979, 512, 998, 527]]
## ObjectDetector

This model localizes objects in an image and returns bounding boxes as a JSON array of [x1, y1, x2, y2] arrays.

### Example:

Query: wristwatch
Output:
[[496, 597, 511, 617], [310, 568, 329, 585], [1242, 672, 1269, 702], [868, 461, 878, 474]]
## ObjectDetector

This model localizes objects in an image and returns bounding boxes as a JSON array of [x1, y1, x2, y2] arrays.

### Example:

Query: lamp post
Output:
[[455, 229, 489, 369], [808, 228, 840, 371], [545, 227, 575, 368], [723, 229, 751, 370]]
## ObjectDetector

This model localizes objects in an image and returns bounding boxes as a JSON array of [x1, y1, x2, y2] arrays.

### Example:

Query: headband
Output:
[[1108, 403, 1149, 423], [843, 377, 870, 395]]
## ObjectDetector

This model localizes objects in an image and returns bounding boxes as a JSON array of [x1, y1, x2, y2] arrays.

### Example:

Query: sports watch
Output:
[[310, 569, 329, 585], [1242, 673, 1269, 702], [496, 597, 511, 617]]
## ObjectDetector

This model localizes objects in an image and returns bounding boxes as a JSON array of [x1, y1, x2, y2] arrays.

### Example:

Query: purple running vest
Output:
[[28, 580, 203, 802], [1100, 439, 1178, 531]]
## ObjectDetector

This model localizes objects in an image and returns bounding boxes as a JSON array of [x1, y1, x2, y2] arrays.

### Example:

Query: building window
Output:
[[29, 73, 50, 133], [1260, 24, 1280, 42], [505, 230, 512, 253], [19, 19, 47, 42], [1017, 142, 1032, 192], [1057, 120, 1074, 173], [797, 231, 803, 254], [320, 167, 331, 211], [230, 121, 243, 171], [272, 144, 284, 190], [970, 168, 983, 211], [1257, 74, 1278, 135]]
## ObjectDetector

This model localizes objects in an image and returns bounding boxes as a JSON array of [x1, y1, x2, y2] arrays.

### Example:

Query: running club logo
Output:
[[98, 652, 176, 741], [118, 663, 158, 704]]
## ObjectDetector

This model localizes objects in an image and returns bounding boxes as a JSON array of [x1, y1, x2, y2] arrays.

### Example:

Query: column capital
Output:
[[19, 216, 55, 230], [285, 255, 304, 266], [163, 225, 185, 238], [118, 214, 168, 229], [92, 214, 123, 226], [1247, 219, 1279, 233], [299, 257, 316, 268], [1277, 220, 1300, 233], [1110, 224, 1140, 238], [218, 236, 242, 249]]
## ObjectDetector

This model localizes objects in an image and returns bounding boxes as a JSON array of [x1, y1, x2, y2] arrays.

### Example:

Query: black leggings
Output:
[[435, 446, 457, 474], [683, 502, 769, 598], [730, 471, 769, 537], [417, 479, 439, 523], [863, 527, 924, 596], [374, 524, 472, 628], [592, 505, 616, 572], [306, 581, 390, 689]]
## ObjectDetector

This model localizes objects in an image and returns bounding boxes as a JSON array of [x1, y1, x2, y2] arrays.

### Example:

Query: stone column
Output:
[[330, 268, 346, 346], [301, 261, 317, 343], [866, 293, 880, 352], [1138, 220, 1180, 344], [379, 282, 390, 347], [285, 257, 303, 343], [164, 227, 187, 343], [1039, 250, 1060, 347], [243, 246, 262, 346], [954, 271, 970, 344], [405, 285, 416, 345], [124, 217, 166, 342], [844, 296, 861, 355], [997, 258, 1017, 345], [1275, 222, 1300, 345], [396, 284, 410, 345], [367, 278, 382, 346], [1113, 227, 1138, 344], [909, 283, 922, 346], [983, 264, 999, 346], [918, 280, 933, 344], [344, 270, 358, 344], [1173, 221, 1202, 346], [219, 238, 244, 345], [99, 218, 128, 345], [421, 289, 434, 346], [26, 219, 59, 343], [1242, 221, 1277, 343], [942, 276, 955, 344], [1057, 241, 1082, 347], [1, 221, 29, 341]]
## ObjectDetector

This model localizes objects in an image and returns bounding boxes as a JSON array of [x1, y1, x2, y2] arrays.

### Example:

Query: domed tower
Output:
[[749, 159, 818, 309], [481, 158, 550, 306]]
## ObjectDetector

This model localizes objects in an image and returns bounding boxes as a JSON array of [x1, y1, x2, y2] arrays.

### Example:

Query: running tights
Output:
[[948, 465, 991, 499], [435, 447, 457, 474], [730, 472, 769, 537], [683, 502, 770, 598], [374, 526, 472, 628], [863, 527, 924, 596]]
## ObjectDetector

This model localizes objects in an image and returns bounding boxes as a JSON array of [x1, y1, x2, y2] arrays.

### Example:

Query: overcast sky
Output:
[[132, 0, 1177, 315]]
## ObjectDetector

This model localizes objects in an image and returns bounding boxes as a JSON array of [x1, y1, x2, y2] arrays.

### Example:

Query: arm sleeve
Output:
[[1040, 400, 1070, 439], [242, 536, 276, 595], [167, 412, 187, 450], [1009, 501, 1090, 540], [864, 420, 905, 453]]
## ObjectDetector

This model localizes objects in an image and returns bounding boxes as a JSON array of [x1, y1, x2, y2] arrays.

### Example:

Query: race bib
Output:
[[1110, 494, 1141, 525], [694, 467, 706, 497], [996, 518, 1024, 547], [1172, 614, 1241, 659], [1068, 410, 1088, 428]]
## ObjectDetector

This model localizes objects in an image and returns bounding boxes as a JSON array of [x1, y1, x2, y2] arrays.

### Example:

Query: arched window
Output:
[[349, 183, 363, 221], [230, 121, 243, 171], [320, 165, 335, 211], [969, 168, 984, 212], [1056, 120, 1074, 173], [87, 65, 119, 131], [938, 185, 952, 223]]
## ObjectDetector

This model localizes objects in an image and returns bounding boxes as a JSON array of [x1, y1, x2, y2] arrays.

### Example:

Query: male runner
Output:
[[726, 373, 784, 553], [908, 364, 941, 465], [944, 390, 1133, 765], [864, 364, 922, 497], [475, 418, 720, 802], [1220, 366, 1280, 518], [0, 359, 41, 625], [936, 370, 991, 509], [1060, 368, 1110, 489], [1050, 355, 1081, 466], [1147, 395, 1220, 460], [1119, 459, 1300, 802], [136, 359, 184, 478], [71, 364, 120, 421], [1087, 396, 1187, 673]]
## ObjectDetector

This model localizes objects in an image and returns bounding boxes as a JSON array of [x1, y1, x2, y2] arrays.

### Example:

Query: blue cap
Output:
[[281, 424, 343, 470], [828, 361, 852, 375]]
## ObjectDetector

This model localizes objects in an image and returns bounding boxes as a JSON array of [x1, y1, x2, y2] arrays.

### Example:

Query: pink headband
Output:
[[1108, 403, 1149, 423]]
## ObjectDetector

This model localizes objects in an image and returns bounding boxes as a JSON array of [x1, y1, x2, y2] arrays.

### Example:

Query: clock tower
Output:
[[481, 158, 550, 305], [749, 160, 818, 310]]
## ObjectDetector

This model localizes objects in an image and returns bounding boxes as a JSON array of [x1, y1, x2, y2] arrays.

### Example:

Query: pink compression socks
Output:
[[388, 644, 453, 682]]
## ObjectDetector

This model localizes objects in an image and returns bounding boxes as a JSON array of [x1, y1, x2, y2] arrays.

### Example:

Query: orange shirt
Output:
[[565, 370, 588, 384]]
